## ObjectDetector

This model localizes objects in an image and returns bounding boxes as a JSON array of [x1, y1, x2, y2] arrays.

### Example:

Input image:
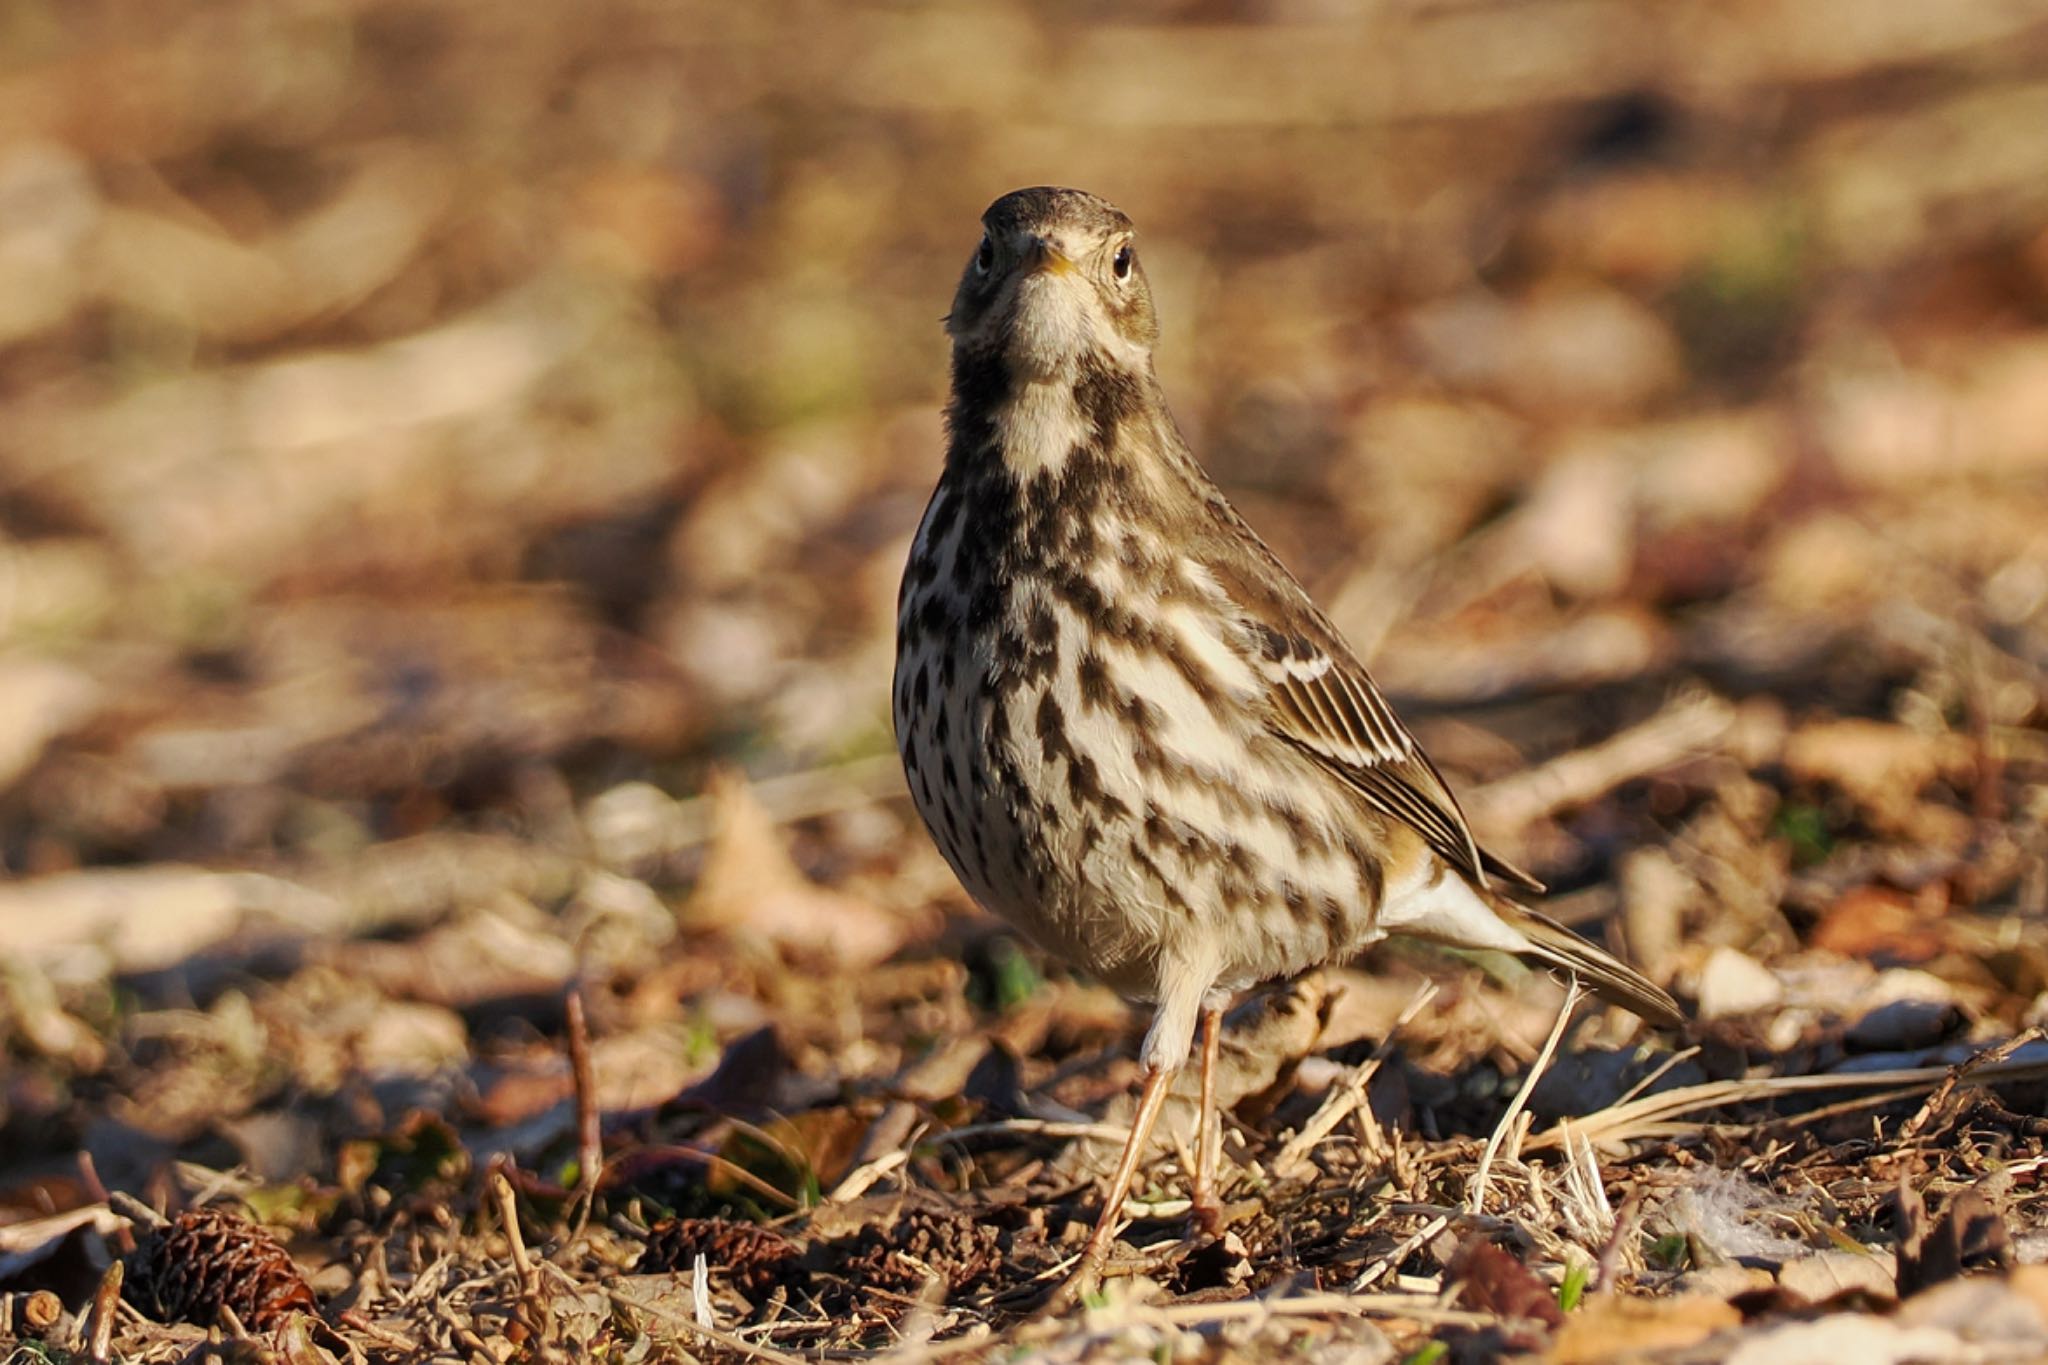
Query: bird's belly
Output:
[[896, 609, 1391, 1000]]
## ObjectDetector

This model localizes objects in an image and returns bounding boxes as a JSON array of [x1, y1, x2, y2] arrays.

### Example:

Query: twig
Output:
[[19, 1289, 61, 1336], [83, 1259, 121, 1364], [830, 1148, 910, 1202], [337, 1309, 422, 1356], [106, 1190, 167, 1232], [1147, 1289, 1541, 1330], [924, 1118, 1135, 1147], [1594, 1189, 1645, 1294], [1470, 980, 1583, 1214], [1900, 1026, 2045, 1143], [1763, 1085, 1941, 1135], [491, 1171, 537, 1295], [1351, 1213, 1450, 1292], [608, 1284, 810, 1365], [1467, 691, 1734, 834], [491, 1169, 549, 1346], [77, 1153, 133, 1257], [564, 986, 603, 1232], [631, 1142, 805, 1211]]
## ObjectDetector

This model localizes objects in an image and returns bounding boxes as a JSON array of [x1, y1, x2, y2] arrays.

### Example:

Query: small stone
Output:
[[1529, 1046, 1707, 1121], [1518, 448, 1633, 598], [1846, 999, 1962, 1053], [1697, 946, 1784, 1018]]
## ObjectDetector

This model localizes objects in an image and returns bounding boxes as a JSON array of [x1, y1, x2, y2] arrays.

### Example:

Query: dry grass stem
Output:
[[1470, 980, 1584, 1214], [1273, 981, 1439, 1179], [1532, 1047, 2048, 1150]]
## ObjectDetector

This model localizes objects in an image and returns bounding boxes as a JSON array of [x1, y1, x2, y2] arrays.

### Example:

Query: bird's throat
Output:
[[949, 344, 1158, 499], [992, 376, 1092, 482]]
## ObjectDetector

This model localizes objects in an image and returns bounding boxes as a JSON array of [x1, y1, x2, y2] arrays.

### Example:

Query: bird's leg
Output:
[[1189, 1000, 1225, 1236], [1044, 969, 1214, 1311], [1058, 1059, 1176, 1304]]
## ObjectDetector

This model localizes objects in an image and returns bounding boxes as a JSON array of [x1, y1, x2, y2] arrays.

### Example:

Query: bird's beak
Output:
[[1023, 236, 1076, 276]]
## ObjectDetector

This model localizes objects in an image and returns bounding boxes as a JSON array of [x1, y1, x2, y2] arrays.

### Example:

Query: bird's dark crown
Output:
[[982, 187, 1134, 241]]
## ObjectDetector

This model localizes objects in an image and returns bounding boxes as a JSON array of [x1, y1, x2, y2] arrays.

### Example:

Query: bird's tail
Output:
[[1490, 899, 1684, 1028]]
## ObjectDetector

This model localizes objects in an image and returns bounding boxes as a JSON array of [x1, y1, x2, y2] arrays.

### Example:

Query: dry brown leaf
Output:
[[1447, 1235, 1564, 1336], [1776, 1249, 1897, 1305], [756, 1106, 873, 1196], [1898, 1182, 2013, 1298], [687, 767, 908, 970], [1546, 1294, 1741, 1363], [1810, 885, 1948, 963]]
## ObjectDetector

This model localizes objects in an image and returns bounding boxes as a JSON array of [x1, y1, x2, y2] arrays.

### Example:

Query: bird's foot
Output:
[[1028, 1238, 1185, 1317], [1037, 1257, 1105, 1318], [1188, 1186, 1224, 1240]]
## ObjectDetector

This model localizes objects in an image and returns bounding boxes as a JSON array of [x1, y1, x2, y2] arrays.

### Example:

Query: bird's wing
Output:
[[1201, 541, 1544, 896]]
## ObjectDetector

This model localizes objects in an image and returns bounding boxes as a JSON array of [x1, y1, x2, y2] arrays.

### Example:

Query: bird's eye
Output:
[[1112, 244, 1134, 280], [974, 236, 995, 275]]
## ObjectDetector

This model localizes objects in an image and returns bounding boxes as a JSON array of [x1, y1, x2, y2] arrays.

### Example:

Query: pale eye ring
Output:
[[974, 235, 996, 275], [1112, 244, 1134, 280]]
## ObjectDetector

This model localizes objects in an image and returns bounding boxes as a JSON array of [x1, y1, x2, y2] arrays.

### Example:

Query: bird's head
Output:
[[946, 187, 1158, 380]]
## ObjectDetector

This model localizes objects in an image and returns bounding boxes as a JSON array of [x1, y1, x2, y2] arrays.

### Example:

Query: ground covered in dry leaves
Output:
[[5, 1, 2048, 1361]]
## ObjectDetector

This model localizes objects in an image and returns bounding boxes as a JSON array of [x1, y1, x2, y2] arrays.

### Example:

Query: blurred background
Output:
[[4, 0, 2048, 1244]]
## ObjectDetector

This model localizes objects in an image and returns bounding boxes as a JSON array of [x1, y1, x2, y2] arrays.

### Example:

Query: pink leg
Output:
[[1055, 1061, 1176, 1303], [1190, 1001, 1225, 1235]]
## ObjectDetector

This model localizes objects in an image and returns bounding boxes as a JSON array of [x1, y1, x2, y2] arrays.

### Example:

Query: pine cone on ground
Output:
[[830, 1207, 1006, 1299], [124, 1206, 318, 1331], [636, 1217, 800, 1298]]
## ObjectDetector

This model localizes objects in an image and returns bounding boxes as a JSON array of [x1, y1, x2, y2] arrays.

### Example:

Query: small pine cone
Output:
[[834, 1208, 1006, 1298], [636, 1218, 798, 1298], [124, 1207, 317, 1331]]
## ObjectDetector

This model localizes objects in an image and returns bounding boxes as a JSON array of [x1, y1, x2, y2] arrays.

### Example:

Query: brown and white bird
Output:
[[893, 186, 1680, 1296]]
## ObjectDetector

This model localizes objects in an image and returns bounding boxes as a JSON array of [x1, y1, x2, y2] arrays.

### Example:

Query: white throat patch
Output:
[[996, 377, 1090, 481]]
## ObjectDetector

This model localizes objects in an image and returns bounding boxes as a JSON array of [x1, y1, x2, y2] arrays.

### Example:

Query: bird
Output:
[[892, 186, 1682, 1301]]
